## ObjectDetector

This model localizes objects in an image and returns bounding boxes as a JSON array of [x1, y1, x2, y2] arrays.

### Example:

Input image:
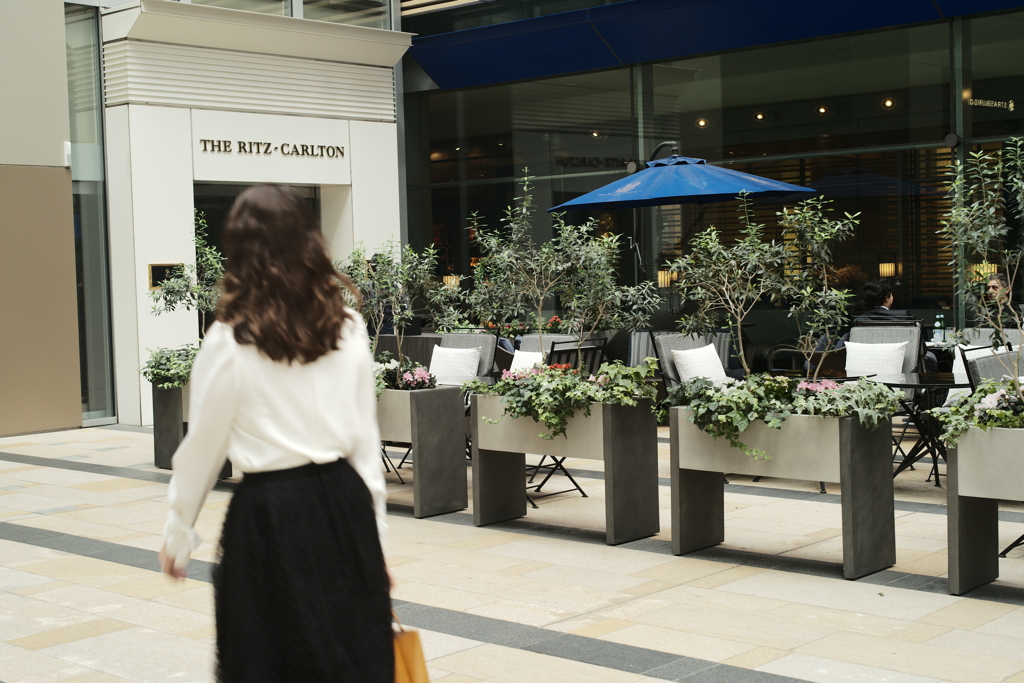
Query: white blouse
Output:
[[163, 314, 385, 570]]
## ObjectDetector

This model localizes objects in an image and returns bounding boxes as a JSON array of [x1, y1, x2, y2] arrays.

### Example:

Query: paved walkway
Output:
[[0, 426, 1022, 682]]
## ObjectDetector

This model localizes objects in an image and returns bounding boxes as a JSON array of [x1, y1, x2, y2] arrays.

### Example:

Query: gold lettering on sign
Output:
[[969, 98, 1016, 111], [199, 140, 345, 158]]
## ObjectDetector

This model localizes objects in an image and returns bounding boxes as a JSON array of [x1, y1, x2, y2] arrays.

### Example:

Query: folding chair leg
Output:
[[527, 455, 548, 483], [381, 446, 404, 485], [752, 476, 762, 483], [397, 445, 413, 469], [526, 493, 539, 509], [1000, 533, 1024, 558], [534, 456, 588, 498]]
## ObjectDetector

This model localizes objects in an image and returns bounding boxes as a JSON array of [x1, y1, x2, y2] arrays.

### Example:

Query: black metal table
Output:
[[876, 373, 971, 487]]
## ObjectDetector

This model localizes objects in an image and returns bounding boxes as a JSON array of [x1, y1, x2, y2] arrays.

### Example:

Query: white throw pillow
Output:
[[672, 345, 728, 384], [509, 350, 543, 372], [429, 346, 481, 386], [844, 340, 908, 377]]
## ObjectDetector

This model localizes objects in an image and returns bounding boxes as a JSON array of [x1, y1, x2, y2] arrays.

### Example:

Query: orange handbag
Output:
[[393, 612, 429, 683]]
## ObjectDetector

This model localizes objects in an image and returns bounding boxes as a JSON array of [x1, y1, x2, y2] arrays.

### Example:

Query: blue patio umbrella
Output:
[[547, 156, 815, 212]]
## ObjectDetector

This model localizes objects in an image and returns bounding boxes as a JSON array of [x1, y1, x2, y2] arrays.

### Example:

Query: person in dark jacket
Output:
[[854, 278, 916, 322]]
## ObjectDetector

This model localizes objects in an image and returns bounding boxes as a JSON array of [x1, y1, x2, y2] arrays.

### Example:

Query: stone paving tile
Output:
[[0, 426, 1023, 683]]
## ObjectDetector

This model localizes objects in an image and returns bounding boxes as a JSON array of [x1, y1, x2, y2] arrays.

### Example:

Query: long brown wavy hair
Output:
[[218, 184, 358, 363]]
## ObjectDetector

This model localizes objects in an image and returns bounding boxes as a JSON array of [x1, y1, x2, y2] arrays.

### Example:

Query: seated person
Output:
[[853, 278, 936, 372], [981, 272, 1020, 327], [854, 278, 916, 323]]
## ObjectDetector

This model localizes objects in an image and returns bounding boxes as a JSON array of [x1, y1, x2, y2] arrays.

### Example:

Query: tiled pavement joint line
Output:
[[0, 522, 806, 683], [0, 451, 237, 492], [4, 450, 1024, 604], [10, 448, 1024, 524], [385, 504, 1024, 607]]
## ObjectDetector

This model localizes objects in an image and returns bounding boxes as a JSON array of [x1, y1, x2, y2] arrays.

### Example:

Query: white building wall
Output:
[[101, 4, 409, 426]]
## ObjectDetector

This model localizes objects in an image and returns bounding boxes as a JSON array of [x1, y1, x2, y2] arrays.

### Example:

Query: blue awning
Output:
[[409, 0, 1023, 91]]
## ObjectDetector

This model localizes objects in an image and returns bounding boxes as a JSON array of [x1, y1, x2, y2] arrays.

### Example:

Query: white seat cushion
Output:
[[509, 350, 543, 372], [672, 345, 728, 384], [429, 346, 481, 386], [844, 340, 908, 377]]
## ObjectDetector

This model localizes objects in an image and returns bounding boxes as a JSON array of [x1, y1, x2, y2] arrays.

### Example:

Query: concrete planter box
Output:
[[470, 393, 659, 545], [377, 387, 468, 519], [152, 383, 231, 479], [946, 428, 1024, 594], [670, 408, 895, 579]]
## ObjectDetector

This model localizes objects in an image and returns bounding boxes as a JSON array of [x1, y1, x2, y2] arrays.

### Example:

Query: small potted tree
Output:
[[144, 211, 228, 477], [662, 196, 898, 579], [931, 138, 1024, 594]]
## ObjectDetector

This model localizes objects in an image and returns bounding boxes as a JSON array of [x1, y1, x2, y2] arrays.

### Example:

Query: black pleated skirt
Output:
[[214, 458, 393, 683]]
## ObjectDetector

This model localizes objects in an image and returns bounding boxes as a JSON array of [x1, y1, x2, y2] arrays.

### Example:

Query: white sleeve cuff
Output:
[[163, 510, 202, 570]]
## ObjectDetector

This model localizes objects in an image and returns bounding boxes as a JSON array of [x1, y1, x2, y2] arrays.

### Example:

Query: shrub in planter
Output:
[[466, 358, 658, 439], [141, 344, 197, 389], [660, 374, 901, 459]]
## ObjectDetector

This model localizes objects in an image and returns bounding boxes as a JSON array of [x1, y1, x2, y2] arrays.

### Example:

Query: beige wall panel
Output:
[[0, 2, 71, 167], [0, 166, 82, 436]]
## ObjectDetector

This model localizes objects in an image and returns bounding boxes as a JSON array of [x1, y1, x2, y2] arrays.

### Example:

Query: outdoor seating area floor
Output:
[[0, 425, 1022, 682]]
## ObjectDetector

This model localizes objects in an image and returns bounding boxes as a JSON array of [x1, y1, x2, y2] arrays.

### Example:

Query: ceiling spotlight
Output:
[[816, 105, 831, 116], [754, 112, 766, 121], [881, 97, 897, 110], [589, 130, 602, 139], [695, 117, 710, 129], [455, 146, 461, 151]]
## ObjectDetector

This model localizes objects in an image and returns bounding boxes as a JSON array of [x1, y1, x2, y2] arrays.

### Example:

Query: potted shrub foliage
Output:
[[465, 359, 661, 545], [929, 138, 1024, 594]]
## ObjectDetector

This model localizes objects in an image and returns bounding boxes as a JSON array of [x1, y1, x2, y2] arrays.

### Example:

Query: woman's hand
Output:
[[159, 544, 187, 579]]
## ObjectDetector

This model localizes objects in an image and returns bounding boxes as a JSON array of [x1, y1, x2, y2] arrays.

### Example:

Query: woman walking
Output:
[[159, 184, 392, 682]]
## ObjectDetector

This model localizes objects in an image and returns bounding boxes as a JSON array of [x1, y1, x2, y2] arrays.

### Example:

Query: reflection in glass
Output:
[[193, 184, 321, 258], [65, 6, 115, 421], [189, 0, 291, 15], [304, 0, 389, 29], [970, 12, 1024, 139]]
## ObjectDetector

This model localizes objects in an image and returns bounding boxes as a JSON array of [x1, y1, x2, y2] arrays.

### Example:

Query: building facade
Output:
[[0, 0, 410, 435], [401, 1, 1024, 362]]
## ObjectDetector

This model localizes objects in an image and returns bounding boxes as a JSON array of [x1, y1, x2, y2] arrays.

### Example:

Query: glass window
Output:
[[189, 0, 291, 16], [194, 184, 321, 258], [66, 5, 115, 422], [970, 11, 1024, 140], [304, 0, 389, 29], [403, 0, 627, 38], [647, 23, 950, 161]]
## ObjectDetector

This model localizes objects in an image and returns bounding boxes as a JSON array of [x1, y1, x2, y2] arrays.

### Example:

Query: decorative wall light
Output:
[[657, 270, 679, 288], [878, 262, 903, 278], [970, 262, 999, 279], [442, 274, 460, 289], [881, 97, 897, 110]]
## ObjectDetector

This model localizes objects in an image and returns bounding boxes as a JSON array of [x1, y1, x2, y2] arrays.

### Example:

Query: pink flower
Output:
[[977, 389, 1006, 411], [402, 371, 413, 383], [798, 379, 840, 393]]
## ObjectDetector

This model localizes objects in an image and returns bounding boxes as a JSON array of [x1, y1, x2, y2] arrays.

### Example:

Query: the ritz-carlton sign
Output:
[[199, 139, 345, 158]]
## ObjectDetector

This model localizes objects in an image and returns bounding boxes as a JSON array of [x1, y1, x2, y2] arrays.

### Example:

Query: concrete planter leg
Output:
[[471, 400, 528, 526], [946, 446, 999, 595], [409, 388, 468, 519], [604, 403, 659, 545]]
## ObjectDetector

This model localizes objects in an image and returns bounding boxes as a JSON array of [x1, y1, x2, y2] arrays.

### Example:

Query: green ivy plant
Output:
[[931, 381, 1024, 445], [660, 374, 901, 459], [466, 358, 658, 439], [141, 344, 197, 389]]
